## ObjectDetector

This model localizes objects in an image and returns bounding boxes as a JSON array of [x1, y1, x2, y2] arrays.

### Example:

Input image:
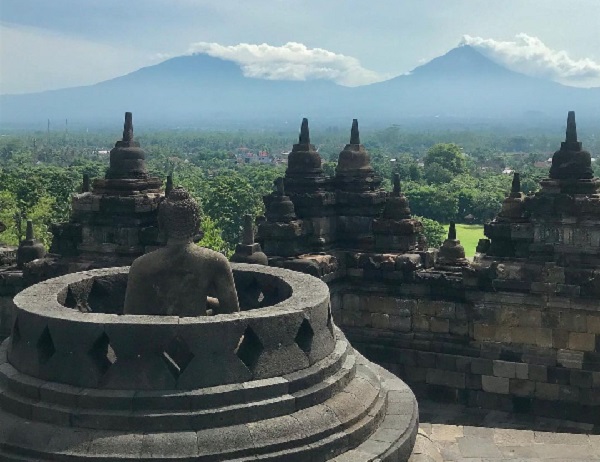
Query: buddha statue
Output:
[[124, 187, 240, 316]]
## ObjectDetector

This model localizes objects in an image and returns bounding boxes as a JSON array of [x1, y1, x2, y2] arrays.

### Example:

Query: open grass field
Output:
[[443, 223, 485, 259]]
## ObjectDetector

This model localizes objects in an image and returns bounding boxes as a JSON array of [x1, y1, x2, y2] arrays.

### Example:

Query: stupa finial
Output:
[[511, 172, 521, 194], [123, 112, 134, 142], [393, 173, 401, 196], [165, 175, 173, 196], [26, 220, 34, 240], [242, 214, 254, 245], [274, 177, 285, 196], [448, 221, 457, 240], [566, 111, 577, 143], [82, 173, 91, 192], [299, 118, 310, 144], [350, 119, 360, 144]]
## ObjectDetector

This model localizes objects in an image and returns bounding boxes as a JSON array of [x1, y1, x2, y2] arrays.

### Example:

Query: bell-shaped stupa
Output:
[[549, 111, 594, 181], [382, 173, 412, 220], [16, 220, 46, 269], [436, 222, 469, 270], [335, 119, 380, 192], [284, 118, 327, 195]]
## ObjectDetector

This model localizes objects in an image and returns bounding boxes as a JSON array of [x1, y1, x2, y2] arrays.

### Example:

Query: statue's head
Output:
[[158, 187, 201, 241]]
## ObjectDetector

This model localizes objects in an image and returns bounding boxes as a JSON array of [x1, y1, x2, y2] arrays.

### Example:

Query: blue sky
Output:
[[1, 0, 599, 94]]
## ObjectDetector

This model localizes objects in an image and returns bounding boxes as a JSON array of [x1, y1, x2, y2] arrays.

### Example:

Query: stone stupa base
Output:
[[0, 335, 417, 461], [0, 265, 418, 461]]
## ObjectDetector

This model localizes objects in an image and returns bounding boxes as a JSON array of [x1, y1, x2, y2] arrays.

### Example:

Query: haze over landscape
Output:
[[2, 43, 599, 128]]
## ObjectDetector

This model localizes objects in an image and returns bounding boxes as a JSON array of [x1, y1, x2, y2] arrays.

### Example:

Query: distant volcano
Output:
[[411, 45, 516, 78], [1, 45, 598, 128], [347, 45, 599, 120]]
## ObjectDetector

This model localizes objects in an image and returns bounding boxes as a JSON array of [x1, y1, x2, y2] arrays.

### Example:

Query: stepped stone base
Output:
[[0, 265, 418, 461], [0, 338, 418, 461]]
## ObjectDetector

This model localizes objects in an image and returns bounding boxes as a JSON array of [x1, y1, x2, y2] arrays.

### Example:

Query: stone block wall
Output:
[[0, 269, 22, 340], [331, 283, 600, 427]]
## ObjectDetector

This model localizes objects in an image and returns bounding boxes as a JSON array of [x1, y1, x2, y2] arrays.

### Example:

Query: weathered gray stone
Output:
[[493, 360, 516, 379], [481, 376, 509, 394], [88, 432, 144, 457], [557, 349, 584, 369], [1, 263, 419, 461], [528, 364, 548, 382], [535, 382, 559, 400], [426, 369, 465, 389], [140, 431, 199, 458], [568, 332, 596, 351], [470, 358, 493, 376], [509, 378, 535, 397], [515, 363, 529, 380]]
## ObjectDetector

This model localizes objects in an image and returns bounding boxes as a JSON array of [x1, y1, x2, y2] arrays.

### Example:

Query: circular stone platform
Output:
[[0, 264, 418, 461]]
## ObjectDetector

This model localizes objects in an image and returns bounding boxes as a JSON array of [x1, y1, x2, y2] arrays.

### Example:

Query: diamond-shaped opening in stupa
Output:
[[295, 318, 314, 355], [326, 306, 335, 337], [235, 326, 264, 372], [88, 332, 117, 375], [162, 336, 195, 379], [11, 316, 21, 347], [36, 326, 56, 365]]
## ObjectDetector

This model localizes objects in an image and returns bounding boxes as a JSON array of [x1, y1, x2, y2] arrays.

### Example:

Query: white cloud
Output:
[[461, 33, 600, 87], [187, 41, 386, 86]]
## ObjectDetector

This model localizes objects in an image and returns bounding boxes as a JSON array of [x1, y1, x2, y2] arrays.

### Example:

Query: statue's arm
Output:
[[213, 259, 240, 314], [123, 264, 144, 315]]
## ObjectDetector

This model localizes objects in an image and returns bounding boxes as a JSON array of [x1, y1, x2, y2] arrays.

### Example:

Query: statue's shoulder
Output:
[[194, 246, 229, 265], [130, 248, 167, 272]]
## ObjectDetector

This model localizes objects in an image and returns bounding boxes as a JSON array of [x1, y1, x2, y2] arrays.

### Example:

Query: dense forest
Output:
[[0, 124, 598, 254]]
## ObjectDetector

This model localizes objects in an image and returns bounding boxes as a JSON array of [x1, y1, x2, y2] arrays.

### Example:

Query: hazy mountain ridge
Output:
[[1, 45, 598, 128]]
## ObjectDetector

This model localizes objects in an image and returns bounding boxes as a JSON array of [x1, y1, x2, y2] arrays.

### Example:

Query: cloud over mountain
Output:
[[187, 41, 386, 87], [461, 33, 600, 87]]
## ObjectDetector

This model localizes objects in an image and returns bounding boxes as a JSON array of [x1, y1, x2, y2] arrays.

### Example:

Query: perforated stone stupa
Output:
[[0, 265, 419, 461]]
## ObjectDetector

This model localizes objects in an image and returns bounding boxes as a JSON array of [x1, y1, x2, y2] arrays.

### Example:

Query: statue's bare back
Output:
[[124, 187, 239, 316]]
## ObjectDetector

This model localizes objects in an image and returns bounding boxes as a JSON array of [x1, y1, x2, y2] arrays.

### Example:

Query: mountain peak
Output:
[[1, 42, 596, 127], [410, 44, 511, 78], [130, 53, 245, 83]]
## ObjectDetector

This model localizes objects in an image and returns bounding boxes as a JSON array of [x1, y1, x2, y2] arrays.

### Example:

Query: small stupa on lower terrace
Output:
[[476, 111, 600, 297], [50, 112, 167, 269]]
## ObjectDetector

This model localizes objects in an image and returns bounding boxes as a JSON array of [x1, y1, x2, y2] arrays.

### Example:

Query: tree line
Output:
[[1, 126, 595, 253]]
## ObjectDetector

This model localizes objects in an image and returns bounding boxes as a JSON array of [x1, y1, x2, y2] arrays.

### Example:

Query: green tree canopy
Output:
[[201, 172, 264, 246], [424, 143, 467, 179], [198, 216, 231, 256], [414, 215, 446, 248], [403, 183, 459, 223], [424, 163, 453, 184]]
